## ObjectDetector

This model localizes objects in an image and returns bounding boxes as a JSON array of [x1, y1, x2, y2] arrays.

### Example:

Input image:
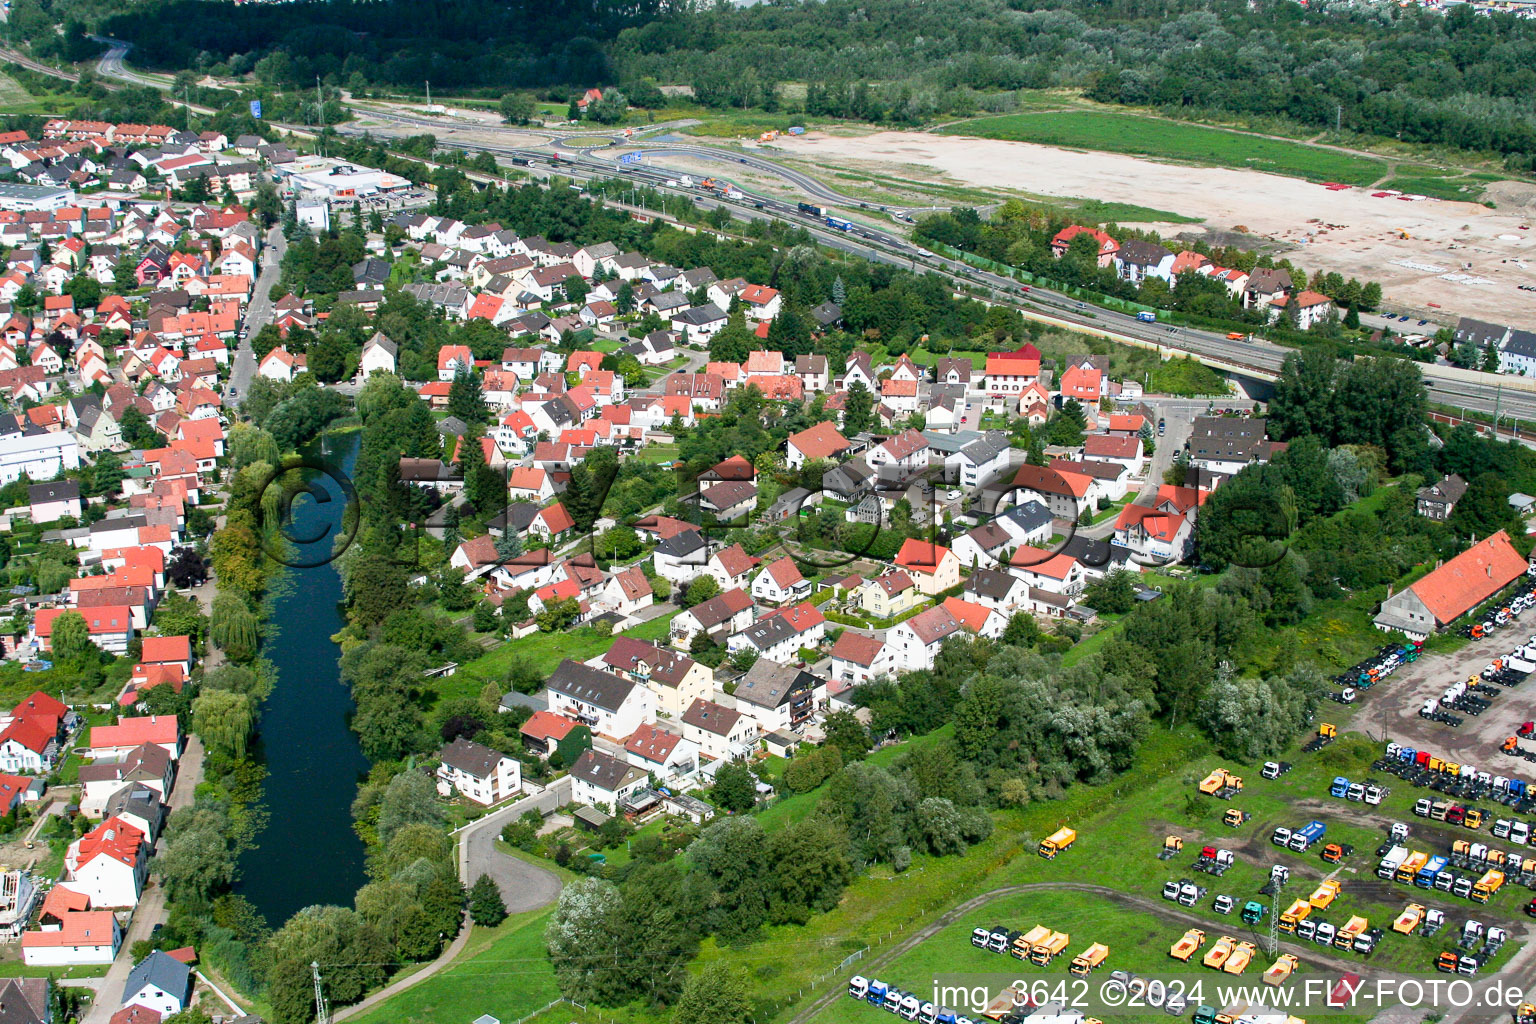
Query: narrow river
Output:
[[235, 431, 370, 926]]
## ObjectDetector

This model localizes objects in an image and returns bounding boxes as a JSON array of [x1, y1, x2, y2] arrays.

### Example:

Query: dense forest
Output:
[[64, 0, 1536, 168]]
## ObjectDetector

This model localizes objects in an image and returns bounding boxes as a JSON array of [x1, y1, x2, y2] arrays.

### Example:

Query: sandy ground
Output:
[[779, 131, 1536, 324]]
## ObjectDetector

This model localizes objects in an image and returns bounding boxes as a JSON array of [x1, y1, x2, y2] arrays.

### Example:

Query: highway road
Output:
[[335, 115, 1536, 427], [26, 38, 1536, 426]]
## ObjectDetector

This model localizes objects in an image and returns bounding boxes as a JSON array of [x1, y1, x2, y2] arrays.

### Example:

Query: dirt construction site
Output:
[[771, 131, 1536, 325]]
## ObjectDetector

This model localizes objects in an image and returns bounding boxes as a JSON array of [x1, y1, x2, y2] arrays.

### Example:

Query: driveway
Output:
[[457, 776, 570, 912]]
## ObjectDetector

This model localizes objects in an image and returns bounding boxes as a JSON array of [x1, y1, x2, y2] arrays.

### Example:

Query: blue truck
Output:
[[1331, 777, 1351, 798], [1417, 855, 1449, 888], [1289, 820, 1327, 851], [868, 980, 889, 1006], [1136, 311, 1157, 323]]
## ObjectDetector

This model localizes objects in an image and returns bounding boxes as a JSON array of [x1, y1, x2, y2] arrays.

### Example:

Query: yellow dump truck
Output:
[[1473, 869, 1506, 903], [1223, 941, 1258, 974], [1334, 916, 1368, 950], [1198, 769, 1243, 795], [1202, 935, 1237, 970], [1069, 942, 1109, 976], [1263, 954, 1300, 986], [1396, 851, 1429, 883], [1029, 930, 1070, 965], [1309, 879, 1341, 909], [1170, 928, 1205, 961], [1039, 826, 1077, 859], [1279, 899, 1312, 933], [1012, 925, 1051, 960], [1392, 904, 1426, 934]]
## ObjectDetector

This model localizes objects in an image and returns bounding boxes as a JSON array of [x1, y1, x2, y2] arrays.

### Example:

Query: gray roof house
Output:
[[123, 951, 191, 1016]]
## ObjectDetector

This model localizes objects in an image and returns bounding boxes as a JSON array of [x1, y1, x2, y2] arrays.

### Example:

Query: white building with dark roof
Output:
[[435, 737, 521, 805]]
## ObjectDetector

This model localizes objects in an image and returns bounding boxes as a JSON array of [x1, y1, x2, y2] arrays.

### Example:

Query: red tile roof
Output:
[[140, 635, 191, 665], [89, 715, 178, 752], [830, 630, 884, 667], [625, 722, 680, 763], [1408, 530, 1528, 625], [787, 421, 851, 461], [521, 711, 579, 742], [895, 539, 953, 576]]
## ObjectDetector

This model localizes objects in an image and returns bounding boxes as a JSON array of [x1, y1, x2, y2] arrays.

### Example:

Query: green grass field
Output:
[[941, 111, 1388, 185], [351, 907, 561, 1024], [0, 69, 71, 115]]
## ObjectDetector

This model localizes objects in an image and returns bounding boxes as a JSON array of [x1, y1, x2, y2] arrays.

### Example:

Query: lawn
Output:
[[440, 610, 681, 701], [350, 907, 561, 1024], [941, 111, 1388, 185], [1379, 173, 1499, 203]]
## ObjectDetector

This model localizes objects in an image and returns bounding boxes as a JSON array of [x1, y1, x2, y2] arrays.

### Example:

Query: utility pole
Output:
[[1336, 104, 1342, 134], [312, 961, 330, 1024], [426, 80, 431, 109]]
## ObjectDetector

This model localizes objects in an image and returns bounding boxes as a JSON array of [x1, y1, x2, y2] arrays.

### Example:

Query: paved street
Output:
[[333, 779, 573, 1022], [82, 737, 206, 1024], [458, 776, 570, 912], [228, 225, 288, 407]]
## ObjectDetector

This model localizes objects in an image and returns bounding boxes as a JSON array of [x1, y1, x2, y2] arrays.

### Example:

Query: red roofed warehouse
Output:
[[1374, 530, 1529, 639]]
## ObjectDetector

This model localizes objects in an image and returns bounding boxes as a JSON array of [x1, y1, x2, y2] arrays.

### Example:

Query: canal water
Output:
[[235, 431, 370, 926]]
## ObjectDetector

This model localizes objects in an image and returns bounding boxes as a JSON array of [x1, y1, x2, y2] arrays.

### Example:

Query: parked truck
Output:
[[1473, 869, 1506, 903], [1039, 827, 1077, 859], [1334, 916, 1369, 950], [1378, 845, 1409, 878], [1310, 879, 1342, 909], [1222, 941, 1258, 974], [1279, 899, 1312, 933], [1397, 851, 1431, 883], [1393, 904, 1426, 934], [1202, 935, 1237, 970], [1013, 925, 1051, 960], [1290, 821, 1327, 851], [1418, 855, 1450, 888], [1069, 942, 1109, 975], [1029, 930, 1070, 965], [1170, 928, 1205, 961]]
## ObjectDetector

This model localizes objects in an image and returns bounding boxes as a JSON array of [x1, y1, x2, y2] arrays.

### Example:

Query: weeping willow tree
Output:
[[211, 592, 260, 663], [192, 689, 257, 760]]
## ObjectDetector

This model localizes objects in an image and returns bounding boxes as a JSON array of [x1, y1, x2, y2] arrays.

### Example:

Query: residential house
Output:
[[623, 721, 697, 779], [681, 698, 756, 762], [733, 660, 817, 733], [1050, 225, 1118, 266], [828, 630, 895, 686], [963, 567, 1030, 613], [786, 422, 851, 470], [601, 638, 712, 720], [1008, 463, 1093, 520], [1113, 240, 1175, 285], [358, 333, 397, 377], [546, 659, 655, 739], [121, 951, 190, 1017], [1187, 416, 1279, 475], [751, 556, 810, 605], [28, 480, 81, 523], [435, 737, 521, 805], [893, 539, 961, 595], [569, 748, 648, 810], [670, 587, 754, 647], [859, 570, 923, 619], [1008, 547, 1086, 596], [65, 816, 147, 907], [887, 604, 964, 671], [1417, 474, 1468, 521]]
